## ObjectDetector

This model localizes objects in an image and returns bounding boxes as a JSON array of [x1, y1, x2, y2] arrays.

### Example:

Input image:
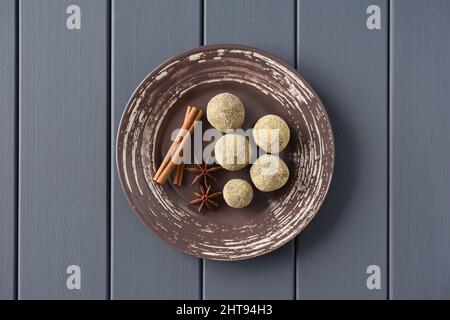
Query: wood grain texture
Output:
[[111, 0, 201, 299], [390, 0, 450, 299], [203, 0, 296, 299], [296, 0, 387, 299], [19, 0, 108, 299], [0, 0, 16, 300]]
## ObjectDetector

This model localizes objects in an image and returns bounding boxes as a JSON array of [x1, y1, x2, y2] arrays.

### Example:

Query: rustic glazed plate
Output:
[[116, 44, 334, 261]]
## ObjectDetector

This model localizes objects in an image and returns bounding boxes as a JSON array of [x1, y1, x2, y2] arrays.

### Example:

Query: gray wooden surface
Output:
[[203, 0, 295, 300], [19, 0, 108, 299], [111, 0, 201, 299], [390, 0, 450, 300], [296, 0, 388, 299], [0, 0, 16, 300], [0, 0, 447, 300]]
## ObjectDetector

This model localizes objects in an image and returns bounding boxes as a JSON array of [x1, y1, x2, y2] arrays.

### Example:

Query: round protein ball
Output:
[[223, 179, 253, 208], [214, 133, 251, 171], [207, 93, 245, 132], [253, 115, 290, 153], [250, 154, 289, 192]]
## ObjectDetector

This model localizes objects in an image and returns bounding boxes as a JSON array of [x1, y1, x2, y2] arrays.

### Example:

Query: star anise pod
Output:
[[189, 184, 222, 212], [185, 163, 222, 186]]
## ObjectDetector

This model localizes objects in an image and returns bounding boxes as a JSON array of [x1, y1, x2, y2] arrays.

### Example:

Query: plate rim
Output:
[[116, 44, 335, 261]]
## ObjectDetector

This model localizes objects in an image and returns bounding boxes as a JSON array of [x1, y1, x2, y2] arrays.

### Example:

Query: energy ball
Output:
[[223, 179, 253, 208], [250, 154, 289, 192], [253, 115, 290, 153], [207, 93, 245, 132], [214, 133, 251, 171]]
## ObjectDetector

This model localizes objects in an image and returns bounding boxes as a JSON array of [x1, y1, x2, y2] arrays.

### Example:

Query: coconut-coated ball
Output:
[[214, 133, 251, 171], [223, 179, 253, 208], [207, 93, 245, 132], [250, 154, 289, 192], [253, 114, 290, 153]]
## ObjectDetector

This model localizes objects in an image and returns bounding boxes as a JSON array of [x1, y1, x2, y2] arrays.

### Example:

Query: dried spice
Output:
[[172, 163, 185, 186], [186, 163, 222, 186], [153, 106, 203, 184], [189, 184, 222, 212]]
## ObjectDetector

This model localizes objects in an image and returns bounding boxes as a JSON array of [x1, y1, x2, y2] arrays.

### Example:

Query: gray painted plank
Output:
[[204, 0, 295, 300], [296, 0, 387, 299], [0, 0, 16, 300], [391, 0, 450, 299], [19, 0, 108, 299], [111, 0, 201, 299]]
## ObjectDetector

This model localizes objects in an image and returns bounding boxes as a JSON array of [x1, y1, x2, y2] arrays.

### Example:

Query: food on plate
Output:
[[250, 154, 289, 192], [253, 114, 290, 153], [207, 92, 245, 132], [214, 133, 251, 171], [223, 179, 253, 208]]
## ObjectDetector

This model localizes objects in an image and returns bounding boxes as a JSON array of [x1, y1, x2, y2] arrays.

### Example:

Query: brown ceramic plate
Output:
[[116, 44, 334, 261]]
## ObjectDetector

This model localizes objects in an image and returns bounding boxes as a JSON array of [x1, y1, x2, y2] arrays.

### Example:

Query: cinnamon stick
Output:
[[173, 163, 185, 186], [172, 107, 191, 185], [155, 110, 203, 184], [153, 107, 195, 181], [153, 106, 203, 184]]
